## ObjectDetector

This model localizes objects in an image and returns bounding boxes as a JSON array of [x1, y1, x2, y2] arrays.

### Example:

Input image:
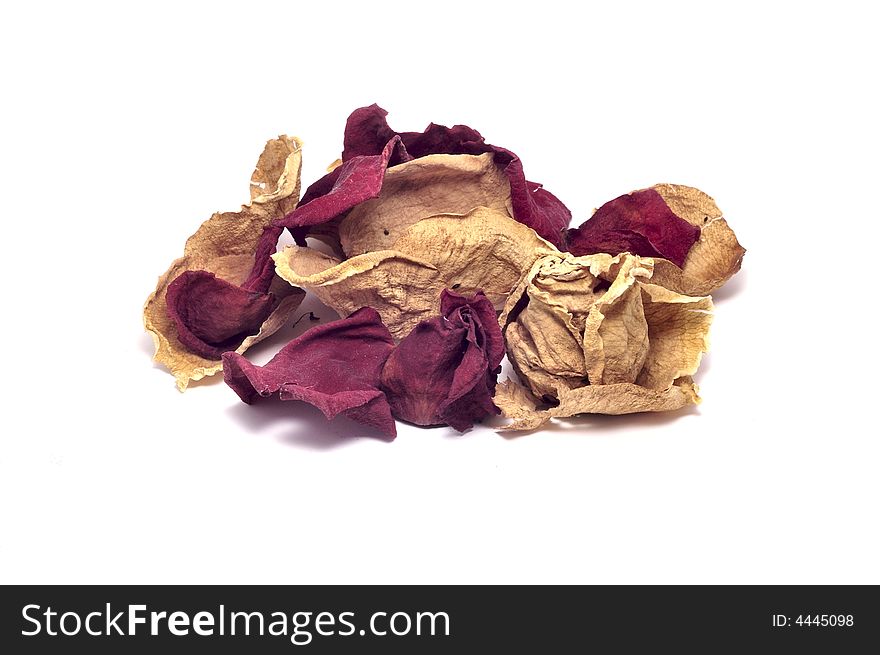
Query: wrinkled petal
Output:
[[567, 188, 701, 267], [274, 136, 404, 231], [494, 377, 700, 431], [223, 307, 396, 438], [273, 247, 445, 341], [144, 136, 305, 390], [165, 271, 276, 360], [391, 207, 556, 308], [499, 251, 712, 426], [568, 184, 745, 295], [380, 290, 502, 431], [648, 185, 745, 294], [338, 153, 511, 256], [273, 208, 553, 339], [308, 104, 570, 247], [635, 283, 713, 390]]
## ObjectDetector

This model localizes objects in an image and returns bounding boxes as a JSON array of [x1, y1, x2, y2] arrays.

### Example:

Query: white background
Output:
[[1, 1, 877, 584]]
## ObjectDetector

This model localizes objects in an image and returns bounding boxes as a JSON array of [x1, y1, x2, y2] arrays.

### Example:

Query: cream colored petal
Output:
[[582, 253, 654, 385], [499, 251, 617, 327], [504, 316, 586, 400], [635, 284, 713, 390], [495, 377, 700, 431], [144, 135, 305, 391], [338, 153, 512, 257], [650, 219, 745, 295], [650, 184, 745, 295], [551, 376, 699, 418], [651, 183, 722, 227], [493, 378, 550, 431], [273, 246, 445, 341], [392, 207, 556, 308], [584, 282, 648, 385]]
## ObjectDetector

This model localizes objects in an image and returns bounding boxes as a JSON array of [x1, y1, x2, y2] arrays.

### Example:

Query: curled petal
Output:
[[273, 208, 553, 339], [324, 104, 570, 247], [273, 247, 445, 341], [567, 188, 700, 267], [494, 377, 700, 431], [380, 290, 502, 431], [500, 251, 712, 427], [391, 207, 556, 308], [274, 136, 405, 232], [223, 307, 396, 438], [635, 284, 713, 390], [144, 136, 305, 390], [338, 153, 511, 256], [165, 271, 276, 360]]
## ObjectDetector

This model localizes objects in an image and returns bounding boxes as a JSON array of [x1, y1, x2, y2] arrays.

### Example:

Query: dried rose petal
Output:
[[568, 184, 745, 295], [497, 251, 712, 430], [648, 184, 746, 295], [273, 136, 405, 236], [280, 105, 570, 248], [144, 136, 306, 390], [272, 207, 555, 340], [337, 153, 511, 257], [165, 271, 276, 360], [567, 188, 701, 267], [380, 290, 503, 431], [494, 377, 700, 431], [223, 307, 397, 437]]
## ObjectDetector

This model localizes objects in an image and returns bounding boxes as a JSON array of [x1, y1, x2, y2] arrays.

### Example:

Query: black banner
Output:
[[1, 585, 876, 653]]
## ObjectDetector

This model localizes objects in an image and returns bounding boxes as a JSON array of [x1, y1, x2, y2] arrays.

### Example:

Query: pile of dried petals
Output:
[[144, 105, 745, 438]]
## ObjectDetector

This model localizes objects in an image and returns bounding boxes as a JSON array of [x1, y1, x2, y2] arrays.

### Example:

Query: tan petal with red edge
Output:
[[650, 184, 746, 295], [143, 135, 305, 391], [338, 153, 512, 257]]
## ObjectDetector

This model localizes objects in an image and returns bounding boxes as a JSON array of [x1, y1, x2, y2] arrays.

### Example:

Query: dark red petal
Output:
[[440, 289, 504, 369], [166, 270, 275, 360], [313, 105, 572, 248], [438, 340, 500, 432], [166, 218, 285, 358], [222, 307, 397, 438], [381, 290, 502, 432], [273, 136, 404, 231], [342, 104, 411, 165], [241, 225, 285, 292], [566, 189, 701, 268], [487, 148, 570, 249], [399, 122, 486, 157]]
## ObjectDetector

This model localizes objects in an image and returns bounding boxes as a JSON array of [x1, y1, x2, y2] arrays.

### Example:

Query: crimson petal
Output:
[[166, 271, 276, 360], [294, 104, 571, 248], [223, 307, 397, 438], [380, 290, 502, 432], [566, 189, 701, 268]]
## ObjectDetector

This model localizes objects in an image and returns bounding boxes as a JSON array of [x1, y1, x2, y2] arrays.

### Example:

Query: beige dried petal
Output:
[[273, 246, 445, 341], [144, 135, 305, 391], [636, 284, 712, 390], [504, 305, 587, 399], [582, 254, 655, 385], [499, 252, 621, 327], [650, 184, 746, 295], [493, 378, 548, 431], [652, 183, 722, 227], [338, 153, 511, 257], [392, 207, 556, 308], [501, 252, 655, 397], [275, 207, 554, 340], [495, 376, 700, 431]]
